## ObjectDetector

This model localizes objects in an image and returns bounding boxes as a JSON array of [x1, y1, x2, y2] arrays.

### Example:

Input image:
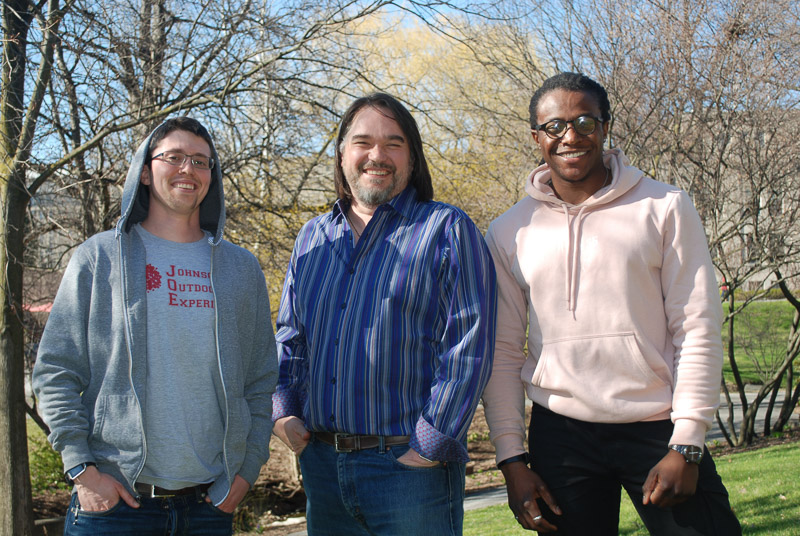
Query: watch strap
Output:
[[65, 462, 96, 484], [497, 453, 529, 469]]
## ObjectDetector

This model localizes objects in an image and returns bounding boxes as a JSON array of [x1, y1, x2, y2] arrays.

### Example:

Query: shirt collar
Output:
[[333, 186, 419, 221]]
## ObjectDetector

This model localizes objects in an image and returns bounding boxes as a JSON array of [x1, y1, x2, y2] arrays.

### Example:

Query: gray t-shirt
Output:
[[134, 224, 225, 489]]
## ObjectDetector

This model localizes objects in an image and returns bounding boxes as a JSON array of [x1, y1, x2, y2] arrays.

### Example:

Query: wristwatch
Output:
[[669, 444, 703, 464], [65, 462, 96, 484], [497, 453, 529, 469]]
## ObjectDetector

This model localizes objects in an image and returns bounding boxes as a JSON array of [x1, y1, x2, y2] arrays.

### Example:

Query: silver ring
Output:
[[533, 515, 543, 522]]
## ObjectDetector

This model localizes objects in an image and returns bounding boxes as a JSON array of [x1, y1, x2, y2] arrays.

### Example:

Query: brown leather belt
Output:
[[315, 432, 410, 453], [134, 482, 211, 498]]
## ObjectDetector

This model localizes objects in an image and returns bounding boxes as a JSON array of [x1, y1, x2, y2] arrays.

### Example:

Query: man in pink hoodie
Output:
[[483, 72, 741, 534]]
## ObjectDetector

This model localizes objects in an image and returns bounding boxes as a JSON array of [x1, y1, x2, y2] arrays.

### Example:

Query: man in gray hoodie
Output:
[[33, 117, 277, 535]]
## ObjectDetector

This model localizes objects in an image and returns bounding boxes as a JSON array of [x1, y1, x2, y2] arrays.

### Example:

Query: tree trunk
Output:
[[0, 181, 34, 535], [2, 0, 62, 531]]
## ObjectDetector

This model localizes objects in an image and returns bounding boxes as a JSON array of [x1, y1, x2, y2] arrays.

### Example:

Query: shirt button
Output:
[[349, 268, 355, 274], [340, 303, 346, 309], [329, 415, 335, 422], [331, 377, 336, 384], [334, 338, 339, 345]]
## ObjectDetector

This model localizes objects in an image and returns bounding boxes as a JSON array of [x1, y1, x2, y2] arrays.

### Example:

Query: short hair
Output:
[[334, 93, 433, 203], [128, 116, 219, 232], [529, 72, 611, 129], [148, 116, 214, 155]]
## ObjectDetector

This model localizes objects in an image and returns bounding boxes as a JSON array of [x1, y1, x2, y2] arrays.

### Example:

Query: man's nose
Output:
[[560, 124, 581, 142], [178, 158, 195, 172], [368, 144, 386, 160]]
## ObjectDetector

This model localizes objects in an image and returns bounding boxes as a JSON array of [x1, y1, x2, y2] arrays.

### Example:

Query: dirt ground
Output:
[[34, 406, 800, 536]]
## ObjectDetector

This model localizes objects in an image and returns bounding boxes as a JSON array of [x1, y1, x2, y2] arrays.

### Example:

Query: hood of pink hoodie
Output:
[[523, 149, 645, 312]]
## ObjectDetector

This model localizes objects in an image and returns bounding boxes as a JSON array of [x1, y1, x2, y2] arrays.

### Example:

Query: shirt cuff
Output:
[[669, 417, 708, 448], [492, 432, 527, 465], [271, 390, 303, 422], [409, 416, 469, 463]]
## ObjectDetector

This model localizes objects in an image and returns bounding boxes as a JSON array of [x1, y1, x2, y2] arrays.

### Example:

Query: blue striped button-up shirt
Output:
[[272, 187, 497, 462]]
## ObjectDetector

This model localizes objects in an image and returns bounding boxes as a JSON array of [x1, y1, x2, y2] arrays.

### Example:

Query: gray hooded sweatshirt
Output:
[[32, 123, 278, 505]]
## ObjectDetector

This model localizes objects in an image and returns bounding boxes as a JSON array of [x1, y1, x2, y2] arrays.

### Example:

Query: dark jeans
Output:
[[299, 436, 466, 535], [529, 406, 742, 535], [63, 490, 233, 535]]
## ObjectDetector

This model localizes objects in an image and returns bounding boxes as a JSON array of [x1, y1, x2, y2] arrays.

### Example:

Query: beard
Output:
[[346, 160, 410, 208]]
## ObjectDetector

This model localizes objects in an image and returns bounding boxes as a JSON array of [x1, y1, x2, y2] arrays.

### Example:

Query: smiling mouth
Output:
[[557, 150, 590, 159]]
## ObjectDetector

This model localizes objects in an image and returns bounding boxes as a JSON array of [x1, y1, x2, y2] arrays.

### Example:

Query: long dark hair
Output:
[[334, 93, 433, 203]]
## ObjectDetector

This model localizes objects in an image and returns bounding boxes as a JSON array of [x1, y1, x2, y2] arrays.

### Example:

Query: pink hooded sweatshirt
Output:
[[483, 148, 722, 463]]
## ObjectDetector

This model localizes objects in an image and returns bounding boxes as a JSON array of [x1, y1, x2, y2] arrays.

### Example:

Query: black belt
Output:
[[134, 482, 211, 498], [315, 432, 410, 453]]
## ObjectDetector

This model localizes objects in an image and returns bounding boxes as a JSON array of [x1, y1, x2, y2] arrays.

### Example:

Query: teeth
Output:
[[559, 151, 588, 158], [365, 170, 389, 176], [175, 183, 195, 190]]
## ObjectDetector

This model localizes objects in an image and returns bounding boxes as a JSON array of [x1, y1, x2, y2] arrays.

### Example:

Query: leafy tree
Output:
[[4, 0, 499, 531], [512, 0, 800, 445]]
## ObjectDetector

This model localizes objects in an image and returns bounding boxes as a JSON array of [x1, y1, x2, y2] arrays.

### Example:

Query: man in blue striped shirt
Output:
[[272, 93, 497, 535]]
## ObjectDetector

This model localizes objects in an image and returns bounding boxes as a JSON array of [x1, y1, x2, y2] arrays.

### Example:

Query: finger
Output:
[[647, 482, 667, 507], [642, 471, 657, 505], [536, 485, 563, 516], [116, 483, 140, 508], [291, 438, 309, 455], [521, 500, 558, 532]]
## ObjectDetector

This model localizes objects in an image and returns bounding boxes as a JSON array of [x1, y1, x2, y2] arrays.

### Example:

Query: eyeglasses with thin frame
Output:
[[152, 151, 214, 170], [533, 115, 604, 139]]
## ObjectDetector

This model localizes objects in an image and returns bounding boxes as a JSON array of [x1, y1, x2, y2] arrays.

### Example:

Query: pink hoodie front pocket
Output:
[[529, 332, 672, 423]]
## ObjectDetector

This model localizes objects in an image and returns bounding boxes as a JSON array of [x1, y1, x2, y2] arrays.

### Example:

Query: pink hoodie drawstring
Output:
[[561, 204, 588, 313]]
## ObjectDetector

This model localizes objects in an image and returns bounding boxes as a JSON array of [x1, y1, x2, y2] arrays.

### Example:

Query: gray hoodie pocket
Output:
[[223, 397, 251, 469], [90, 395, 141, 459]]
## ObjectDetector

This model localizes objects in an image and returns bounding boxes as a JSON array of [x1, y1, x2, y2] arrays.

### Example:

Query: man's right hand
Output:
[[73, 466, 139, 512], [501, 462, 561, 532], [274, 416, 311, 456]]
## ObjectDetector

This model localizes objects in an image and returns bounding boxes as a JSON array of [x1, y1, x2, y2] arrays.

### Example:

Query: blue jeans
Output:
[[299, 436, 466, 535], [63, 490, 233, 535]]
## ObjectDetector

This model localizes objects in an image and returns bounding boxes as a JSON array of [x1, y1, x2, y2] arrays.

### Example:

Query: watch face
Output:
[[66, 463, 87, 481], [672, 444, 703, 463], [685, 445, 703, 462]]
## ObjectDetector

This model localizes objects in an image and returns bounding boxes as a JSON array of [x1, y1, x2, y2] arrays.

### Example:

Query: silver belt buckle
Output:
[[143, 484, 172, 498], [334, 433, 356, 453]]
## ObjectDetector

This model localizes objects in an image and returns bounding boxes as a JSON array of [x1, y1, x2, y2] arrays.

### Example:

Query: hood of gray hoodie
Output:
[[115, 122, 226, 245]]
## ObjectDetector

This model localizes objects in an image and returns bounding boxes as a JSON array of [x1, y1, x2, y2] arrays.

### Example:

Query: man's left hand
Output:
[[205, 474, 250, 513], [642, 449, 699, 508], [397, 447, 440, 468]]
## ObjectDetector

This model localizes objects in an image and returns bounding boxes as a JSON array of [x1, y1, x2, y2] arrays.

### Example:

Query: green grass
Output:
[[722, 300, 796, 386], [464, 440, 800, 535]]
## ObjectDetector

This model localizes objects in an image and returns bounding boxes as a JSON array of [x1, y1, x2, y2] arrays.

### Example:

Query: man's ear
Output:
[[531, 129, 540, 145], [140, 166, 151, 186]]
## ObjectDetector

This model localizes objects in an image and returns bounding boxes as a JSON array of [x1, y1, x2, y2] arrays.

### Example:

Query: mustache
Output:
[[358, 160, 395, 173]]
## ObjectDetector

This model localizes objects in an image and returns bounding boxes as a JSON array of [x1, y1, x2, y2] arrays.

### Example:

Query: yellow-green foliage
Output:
[[27, 420, 68, 493]]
